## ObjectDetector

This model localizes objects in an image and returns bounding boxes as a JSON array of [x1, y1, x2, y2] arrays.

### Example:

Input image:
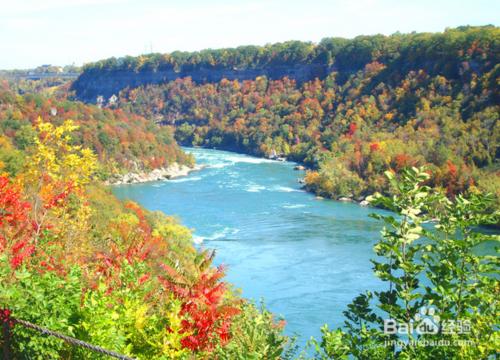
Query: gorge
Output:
[[112, 147, 387, 347], [1, 23, 498, 359]]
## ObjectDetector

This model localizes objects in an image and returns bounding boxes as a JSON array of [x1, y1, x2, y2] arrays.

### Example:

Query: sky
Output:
[[0, 0, 498, 69]]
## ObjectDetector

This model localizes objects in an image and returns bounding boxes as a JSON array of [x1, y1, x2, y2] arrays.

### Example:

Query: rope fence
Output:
[[1, 309, 136, 360]]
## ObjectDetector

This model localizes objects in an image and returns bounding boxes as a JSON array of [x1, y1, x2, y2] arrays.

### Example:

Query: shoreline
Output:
[[183, 145, 373, 207], [105, 162, 205, 185]]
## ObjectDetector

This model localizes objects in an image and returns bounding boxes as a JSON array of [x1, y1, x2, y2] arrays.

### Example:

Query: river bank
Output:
[[105, 162, 205, 185]]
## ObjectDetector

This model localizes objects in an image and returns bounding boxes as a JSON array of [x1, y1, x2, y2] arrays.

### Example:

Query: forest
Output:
[[113, 26, 499, 212], [78, 26, 496, 77]]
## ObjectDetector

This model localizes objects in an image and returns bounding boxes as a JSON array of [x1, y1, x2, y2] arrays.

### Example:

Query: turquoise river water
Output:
[[113, 147, 388, 348]]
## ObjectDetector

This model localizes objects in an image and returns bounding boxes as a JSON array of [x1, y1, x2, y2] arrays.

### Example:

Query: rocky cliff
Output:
[[72, 64, 330, 102]]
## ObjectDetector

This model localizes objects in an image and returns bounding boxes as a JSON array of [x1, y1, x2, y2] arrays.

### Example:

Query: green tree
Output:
[[312, 167, 499, 359]]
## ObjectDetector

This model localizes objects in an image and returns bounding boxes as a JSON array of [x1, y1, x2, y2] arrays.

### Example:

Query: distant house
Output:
[[96, 95, 104, 108], [39, 65, 52, 73], [108, 94, 118, 105]]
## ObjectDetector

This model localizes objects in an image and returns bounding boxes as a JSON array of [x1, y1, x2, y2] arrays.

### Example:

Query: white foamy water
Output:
[[272, 185, 305, 193], [169, 176, 203, 183], [193, 227, 240, 243], [282, 204, 307, 209], [246, 184, 267, 192]]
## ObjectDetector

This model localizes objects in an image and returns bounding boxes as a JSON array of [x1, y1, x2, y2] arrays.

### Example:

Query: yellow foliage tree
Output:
[[18, 118, 98, 257]]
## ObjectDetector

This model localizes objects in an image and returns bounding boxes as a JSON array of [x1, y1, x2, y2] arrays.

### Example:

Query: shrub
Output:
[[311, 167, 499, 359]]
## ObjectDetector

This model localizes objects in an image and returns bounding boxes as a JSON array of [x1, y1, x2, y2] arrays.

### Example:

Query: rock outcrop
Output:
[[106, 163, 203, 185], [72, 64, 330, 102]]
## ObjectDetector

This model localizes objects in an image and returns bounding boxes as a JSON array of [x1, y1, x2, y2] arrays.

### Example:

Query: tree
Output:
[[312, 167, 499, 359], [18, 118, 97, 257]]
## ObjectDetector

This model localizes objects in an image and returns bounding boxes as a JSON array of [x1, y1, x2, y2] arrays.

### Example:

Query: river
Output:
[[113, 147, 387, 348]]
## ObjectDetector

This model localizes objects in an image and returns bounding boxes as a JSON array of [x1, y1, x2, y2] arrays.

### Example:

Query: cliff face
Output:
[[72, 64, 330, 102]]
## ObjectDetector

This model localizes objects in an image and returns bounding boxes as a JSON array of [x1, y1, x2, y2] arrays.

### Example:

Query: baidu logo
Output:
[[413, 306, 440, 334], [384, 305, 470, 336]]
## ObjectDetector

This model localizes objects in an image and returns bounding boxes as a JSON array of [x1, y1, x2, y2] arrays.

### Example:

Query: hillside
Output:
[[0, 85, 193, 180], [108, 26, 499, 206], [0, 91, 293, 358]]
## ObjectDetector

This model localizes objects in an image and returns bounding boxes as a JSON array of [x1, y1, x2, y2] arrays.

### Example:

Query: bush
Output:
[[311, 168, 499, 359]]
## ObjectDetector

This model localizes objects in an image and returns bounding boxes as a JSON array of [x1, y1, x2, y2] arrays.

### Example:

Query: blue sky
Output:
[[0, 0, 498, 69]]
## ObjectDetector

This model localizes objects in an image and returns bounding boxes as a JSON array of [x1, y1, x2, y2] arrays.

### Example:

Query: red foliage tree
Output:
[[370, 142, 380, 152], [0, 176, 35, 269], [159, 261, 240, 352], [347, 123, 357, 137], [393, 153, 413, 171]]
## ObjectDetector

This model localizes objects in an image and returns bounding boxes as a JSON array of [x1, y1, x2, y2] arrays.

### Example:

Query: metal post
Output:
[[2, 319, 11, 360]]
